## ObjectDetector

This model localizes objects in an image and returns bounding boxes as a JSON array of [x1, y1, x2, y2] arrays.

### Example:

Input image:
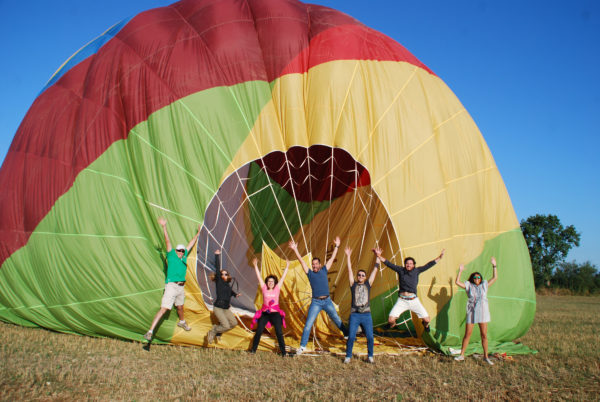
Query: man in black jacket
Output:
[[207, 249, 240, 343], [374, 247, 444, 332]]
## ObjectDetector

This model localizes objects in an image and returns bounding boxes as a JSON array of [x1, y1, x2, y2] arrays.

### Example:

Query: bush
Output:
[[534, 260, 600, 295], [551, 260, 599, 294]]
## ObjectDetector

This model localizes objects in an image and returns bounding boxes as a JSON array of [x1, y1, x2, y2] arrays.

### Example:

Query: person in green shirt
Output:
[[144, 217, 200, 342]]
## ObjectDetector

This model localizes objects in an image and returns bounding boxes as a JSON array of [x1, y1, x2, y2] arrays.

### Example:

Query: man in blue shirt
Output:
[[290, 236, 347, 354], [143, 217, 200, 342]]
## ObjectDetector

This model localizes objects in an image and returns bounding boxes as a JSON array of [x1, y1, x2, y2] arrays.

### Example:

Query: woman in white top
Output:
[[454, 257, 498, 365]]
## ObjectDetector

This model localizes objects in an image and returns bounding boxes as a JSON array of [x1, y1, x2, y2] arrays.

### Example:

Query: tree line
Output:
[[520, 214, 599, 294]]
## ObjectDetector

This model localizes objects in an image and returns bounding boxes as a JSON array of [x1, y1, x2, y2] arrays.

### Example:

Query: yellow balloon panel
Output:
[[201, 59, 523, 350]]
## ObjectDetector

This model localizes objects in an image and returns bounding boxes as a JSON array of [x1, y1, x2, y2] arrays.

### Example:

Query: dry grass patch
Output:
[[1, 295, 599, 400]]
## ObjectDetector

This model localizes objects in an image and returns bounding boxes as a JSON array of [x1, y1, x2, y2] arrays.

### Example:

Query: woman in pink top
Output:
[[249, 257, 290, 356]]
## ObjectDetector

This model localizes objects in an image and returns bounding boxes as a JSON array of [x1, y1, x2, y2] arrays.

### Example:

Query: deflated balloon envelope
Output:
[[0, 0, 535, 353]]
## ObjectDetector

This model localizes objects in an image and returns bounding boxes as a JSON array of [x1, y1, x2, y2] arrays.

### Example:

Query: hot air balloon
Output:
[[0, 0, 535, 356]]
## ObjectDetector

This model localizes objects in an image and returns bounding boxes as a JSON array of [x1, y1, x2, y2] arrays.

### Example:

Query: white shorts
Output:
[[160, 282, 185, 309], [389, 296, 429, 319]]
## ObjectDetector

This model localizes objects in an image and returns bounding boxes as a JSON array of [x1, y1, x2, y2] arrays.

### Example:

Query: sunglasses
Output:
[[176, 249, 185, 252], [357, 273, 366, 277], [473, 275, 482, 279]]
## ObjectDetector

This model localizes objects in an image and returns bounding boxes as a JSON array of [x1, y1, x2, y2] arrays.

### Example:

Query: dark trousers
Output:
[[251, 311, 286, 355]]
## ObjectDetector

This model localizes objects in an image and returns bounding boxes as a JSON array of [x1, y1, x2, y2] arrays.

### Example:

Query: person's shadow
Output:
[[427, 277, 453, 343]]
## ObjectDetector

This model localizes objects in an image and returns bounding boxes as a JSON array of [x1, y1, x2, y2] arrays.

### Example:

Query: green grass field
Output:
[[1, 295, 599, 401]]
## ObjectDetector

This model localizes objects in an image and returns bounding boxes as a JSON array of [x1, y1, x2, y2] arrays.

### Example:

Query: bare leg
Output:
[[176, 305, 185, 321], [149, 307, 169, 332], [459, 323, 474, 357], [479, 322, 489, 358]]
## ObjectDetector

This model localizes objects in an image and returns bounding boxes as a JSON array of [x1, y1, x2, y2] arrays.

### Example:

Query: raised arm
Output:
[[345, 247, 354, 287], [427, 276, 437, 299], [280, 260, 290, 283], [373, 247, 385, 263], [158, 217, 172, 252], [251, 257, 265, 287], [455, 264, 466, 289], [289, 240, 309, 274], [325, 236, 341, 271], [435, 249, 445, 263], [488, 257, 498, 286], [186, 224, 201, 251], [418, 249, 446, 273], [214, 249, 222, 276], [368, 256, 380, 286], [373, 247, 402, 273]]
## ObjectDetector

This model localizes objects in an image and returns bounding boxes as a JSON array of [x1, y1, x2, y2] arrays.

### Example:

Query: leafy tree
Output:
[[520, 214, 580, 288]]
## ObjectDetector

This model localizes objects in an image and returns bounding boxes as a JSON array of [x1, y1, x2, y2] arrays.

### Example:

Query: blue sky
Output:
[[1, 1, 598, 266]]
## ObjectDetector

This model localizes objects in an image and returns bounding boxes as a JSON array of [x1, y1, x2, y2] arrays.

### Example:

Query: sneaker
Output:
[[484, 357, 494, 366], [296, 346, 306, 355], [143, 331, 153, 342], [207, 330, 215, 344], [177, 321, 191, 331], [454, 355, 465, 361], [344, 357, 351, 364], [367, 356, 374, 364]]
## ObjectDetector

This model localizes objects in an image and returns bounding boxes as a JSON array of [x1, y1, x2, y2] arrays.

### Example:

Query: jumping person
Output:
[[249, 257, 290, 356], [454, 257, 498, 365], [289, 237, 348, 354], [374, 247, 445, 332], [206, 249, 241, 344], [344, 247, 379, 364], [144, 217, 200, 341]]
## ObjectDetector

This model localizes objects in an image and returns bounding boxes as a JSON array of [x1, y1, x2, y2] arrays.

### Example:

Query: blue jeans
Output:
[[300, 297, 347, 347], [346, 312, 374, 358]]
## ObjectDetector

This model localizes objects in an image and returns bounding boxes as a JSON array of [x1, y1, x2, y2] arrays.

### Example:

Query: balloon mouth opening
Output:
[[194, 145, 403, 330]]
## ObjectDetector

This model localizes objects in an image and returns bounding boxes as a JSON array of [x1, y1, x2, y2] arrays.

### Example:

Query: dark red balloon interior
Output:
[[257, 145, 370, 202]]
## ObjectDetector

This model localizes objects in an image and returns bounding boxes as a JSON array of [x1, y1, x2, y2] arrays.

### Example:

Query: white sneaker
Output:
[[177, 321, 191, 331], [484, 357, 494, 365], [344, 357, 351, 364], [454, 355, 465, 361], [368, 356, 374, 364], [296, 346, 306, 355], [143, 331, 153, 342]]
